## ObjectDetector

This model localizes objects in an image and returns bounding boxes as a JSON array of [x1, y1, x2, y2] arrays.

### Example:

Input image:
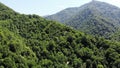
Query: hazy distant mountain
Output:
[[45, 1, 120, 39], [45, 7, 81, 23]]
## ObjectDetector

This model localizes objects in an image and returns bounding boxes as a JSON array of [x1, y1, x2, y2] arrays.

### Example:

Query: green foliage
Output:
[[46, 1, 120, 40], [97, 64, 104, 68], [0, 2, 120, 68]]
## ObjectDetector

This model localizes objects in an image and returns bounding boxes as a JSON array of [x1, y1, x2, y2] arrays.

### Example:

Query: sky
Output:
[[0, 0, 120, 16]]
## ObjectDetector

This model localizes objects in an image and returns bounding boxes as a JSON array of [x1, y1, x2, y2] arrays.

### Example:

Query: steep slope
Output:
[[45, 1, 120, 39], [0, 24, 37, 68], [45, 8, 81, 23], [1, 2, 120, 68]]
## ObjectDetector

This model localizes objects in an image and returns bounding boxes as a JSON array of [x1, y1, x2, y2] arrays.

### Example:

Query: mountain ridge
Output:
[[45, 1, 120, 23], [45, 1, 120, 39], [0, 2, 120, 68]]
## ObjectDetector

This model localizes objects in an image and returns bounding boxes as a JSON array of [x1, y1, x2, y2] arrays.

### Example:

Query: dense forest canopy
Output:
[[46, 1, 120, 40], [0, 1, 120, 68]]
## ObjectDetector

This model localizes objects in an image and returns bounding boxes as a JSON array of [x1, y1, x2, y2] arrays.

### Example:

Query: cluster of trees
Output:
[[46, 1, 120, 40], [0, 2, 120, 68]]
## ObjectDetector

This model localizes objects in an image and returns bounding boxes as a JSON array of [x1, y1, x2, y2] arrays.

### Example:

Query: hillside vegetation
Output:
[[0, 2, 120, 68], [46, 1, 120, 39]]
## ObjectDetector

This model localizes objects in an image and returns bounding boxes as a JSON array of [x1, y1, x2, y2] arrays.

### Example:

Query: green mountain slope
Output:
[[45, 8, 81, 23], [0, 25, 37, 68], [0, 2, 120, 68], [45, 1, 120, 39]]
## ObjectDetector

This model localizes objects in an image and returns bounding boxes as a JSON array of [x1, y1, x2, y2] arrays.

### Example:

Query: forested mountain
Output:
[[45, 7, 81, 23], [1, 2, 120, 68], [45, 1, 120, 39]]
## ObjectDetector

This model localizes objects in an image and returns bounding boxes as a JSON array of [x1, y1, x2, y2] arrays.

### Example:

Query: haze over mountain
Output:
[[1, 1, 120, 68], [45, 1, 120, 39]]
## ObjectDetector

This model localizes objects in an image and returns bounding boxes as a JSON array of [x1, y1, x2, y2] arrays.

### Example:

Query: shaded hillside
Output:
[[46, 1, 120, 39], [0, 2, 120, 68]]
